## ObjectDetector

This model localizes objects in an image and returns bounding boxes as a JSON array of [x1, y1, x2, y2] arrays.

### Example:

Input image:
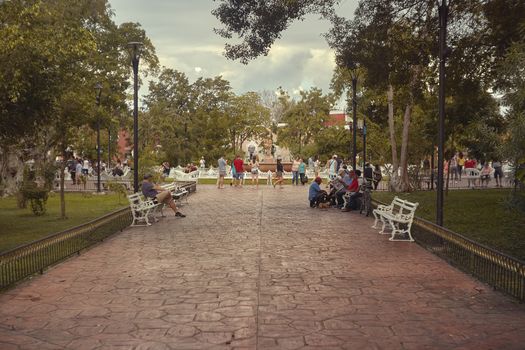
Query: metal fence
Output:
[[1, 181, 196, 290], [0, 208, 132, 290], [379, 205, 525, 301]]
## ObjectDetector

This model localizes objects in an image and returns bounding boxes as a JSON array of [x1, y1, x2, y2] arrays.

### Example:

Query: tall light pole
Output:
[[128, 42, 143, 193], [351, 75, 358, 171], [437, 0, 448, 226], [95, 82, 103, 193], [363, 101, 374, 175], [107, 128, 111, 171]]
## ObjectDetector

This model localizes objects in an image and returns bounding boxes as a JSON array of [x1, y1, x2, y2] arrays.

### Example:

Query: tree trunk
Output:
[[59, 145, 66, 219], [0, 145, 25, 196], [387, 85, 398, 171], [398, 103, 412, 192], [393, 66, 421, 193], [387, 84, 400, 190]]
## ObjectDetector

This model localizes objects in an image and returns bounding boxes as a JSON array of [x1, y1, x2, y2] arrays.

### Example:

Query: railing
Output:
[[412, 218, 524, 301], [0, 181, 196, 291], [372, 200, 525, 301], [52, 179, 132, 192], [0, 208, 132, 290]]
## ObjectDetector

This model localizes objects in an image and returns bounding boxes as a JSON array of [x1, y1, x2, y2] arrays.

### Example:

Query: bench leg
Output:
[[379, 216, 390, 234], [372, 210, 380, 229], [388, 221, 414, 242]]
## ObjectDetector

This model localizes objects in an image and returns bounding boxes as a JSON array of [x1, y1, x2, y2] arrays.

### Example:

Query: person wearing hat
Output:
[[308, 176, 326, 207], [142, 174, 186, 217]]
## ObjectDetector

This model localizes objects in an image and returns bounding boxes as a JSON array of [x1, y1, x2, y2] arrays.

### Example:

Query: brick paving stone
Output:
[[0, 184, 524, 349]]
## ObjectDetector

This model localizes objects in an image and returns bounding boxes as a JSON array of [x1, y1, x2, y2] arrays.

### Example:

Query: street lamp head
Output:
[[95, 82, 103, 102], [127, 41, 143, 59]]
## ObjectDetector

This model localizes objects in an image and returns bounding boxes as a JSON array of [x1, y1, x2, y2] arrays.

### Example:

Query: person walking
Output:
[[142, 174, 185, 217], [328, 155, 338, 180], [233, 154, 244, 187], [308, 156, 314, 173], [68, 157, 77, 185], [314, 157, 320, 177], [450, 154, 458, 182], [492, 160, 503, 187], [457, 152, 465, 181], [291, 157, 300, 185], [273, 157, 284, 188], [75, 159, 83, 185], [217, 155, 227, 189], [250, 155, 260, 188], [82, 158, 90, 176], [298, 158, 307, 185]]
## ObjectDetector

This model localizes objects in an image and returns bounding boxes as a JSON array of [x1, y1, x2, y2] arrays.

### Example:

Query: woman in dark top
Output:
[[272, 158, 285, 188]]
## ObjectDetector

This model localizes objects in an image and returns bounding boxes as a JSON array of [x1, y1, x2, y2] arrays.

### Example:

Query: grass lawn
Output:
[[0, 192, 128, 253], [373, 189, 525, 261]]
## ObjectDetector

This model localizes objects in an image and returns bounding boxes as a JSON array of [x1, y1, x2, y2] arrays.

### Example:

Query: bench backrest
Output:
[[465, 168, 480, 177], [390, 196, 418, 217], [127, 193, 143, 208]]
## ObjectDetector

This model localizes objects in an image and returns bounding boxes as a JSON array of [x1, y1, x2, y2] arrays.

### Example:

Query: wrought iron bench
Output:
[[372, 196, 419, 241], [161, 183, 189, 205], [127, 193, 163, 226], [464, 168, 481, 188]]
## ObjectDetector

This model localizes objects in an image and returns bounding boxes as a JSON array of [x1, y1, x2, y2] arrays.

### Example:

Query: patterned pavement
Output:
[[0, 184, 524, 350]]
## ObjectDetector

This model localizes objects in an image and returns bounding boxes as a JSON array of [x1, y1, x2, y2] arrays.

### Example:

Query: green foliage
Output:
[[22, 187, 49, 216], [212, 0, 338, 63], [277, 88, 333, 157], [143, 68, 272, 165], [137, 146, 163, 183], [19, 165, 49, 216], [106, 181, 128, 204], [38, 161, 58, 191]]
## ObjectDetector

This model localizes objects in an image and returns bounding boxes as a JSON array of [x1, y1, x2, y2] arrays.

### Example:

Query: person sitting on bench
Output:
[[142, 174, 186, 217], [308, 176, 327, 208], [341, 170, 362, 212]]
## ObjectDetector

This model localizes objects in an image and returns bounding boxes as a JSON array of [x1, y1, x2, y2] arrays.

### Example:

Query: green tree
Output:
[[0, 0, 158, 219], [227, 92, 272, 154], [277, 88, 333, 157]]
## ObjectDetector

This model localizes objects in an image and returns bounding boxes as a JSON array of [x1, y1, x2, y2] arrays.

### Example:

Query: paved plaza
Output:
[[0, 185, 524, 349]]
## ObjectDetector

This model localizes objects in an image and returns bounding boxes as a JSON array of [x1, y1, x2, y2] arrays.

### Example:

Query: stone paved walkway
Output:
[[1, 185, 524, 350]]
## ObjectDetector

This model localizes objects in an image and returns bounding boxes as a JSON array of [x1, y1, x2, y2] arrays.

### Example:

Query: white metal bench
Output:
[[161, 183, 189, 205], [127, 193, 163, 226], [172, 170, 199, 182], [464, 168, 480, 188], [372, 196, 419, 241]]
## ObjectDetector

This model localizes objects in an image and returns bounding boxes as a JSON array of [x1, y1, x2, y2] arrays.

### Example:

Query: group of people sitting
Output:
[[308, 166, 366, 212]]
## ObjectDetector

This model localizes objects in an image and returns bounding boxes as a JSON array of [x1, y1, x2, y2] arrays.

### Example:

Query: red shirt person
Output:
[[232, 155, 244, 187], [464, 158, 476, 169]]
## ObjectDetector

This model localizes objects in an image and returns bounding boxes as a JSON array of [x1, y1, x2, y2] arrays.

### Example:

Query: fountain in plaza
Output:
[[244, 131, 292, 172]]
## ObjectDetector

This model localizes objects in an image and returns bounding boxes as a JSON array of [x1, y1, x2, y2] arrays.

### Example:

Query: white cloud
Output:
[[109, 0, 358, 97]]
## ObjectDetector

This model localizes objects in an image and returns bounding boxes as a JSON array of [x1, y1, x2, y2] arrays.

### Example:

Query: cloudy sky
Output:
[[108, 0, 358, 105]]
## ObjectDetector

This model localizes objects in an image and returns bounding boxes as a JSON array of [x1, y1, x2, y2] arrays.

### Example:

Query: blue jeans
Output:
[[292, 171, 299, 185]]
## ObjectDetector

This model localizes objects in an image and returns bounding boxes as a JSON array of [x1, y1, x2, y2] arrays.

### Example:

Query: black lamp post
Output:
[[95, 82, 102, 193], [128, 42, 143, 193], [363, 101, 373, 174], [107, 129, 111, 171], [436, 0, 448, 226], [351, 75, 358, 171]]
